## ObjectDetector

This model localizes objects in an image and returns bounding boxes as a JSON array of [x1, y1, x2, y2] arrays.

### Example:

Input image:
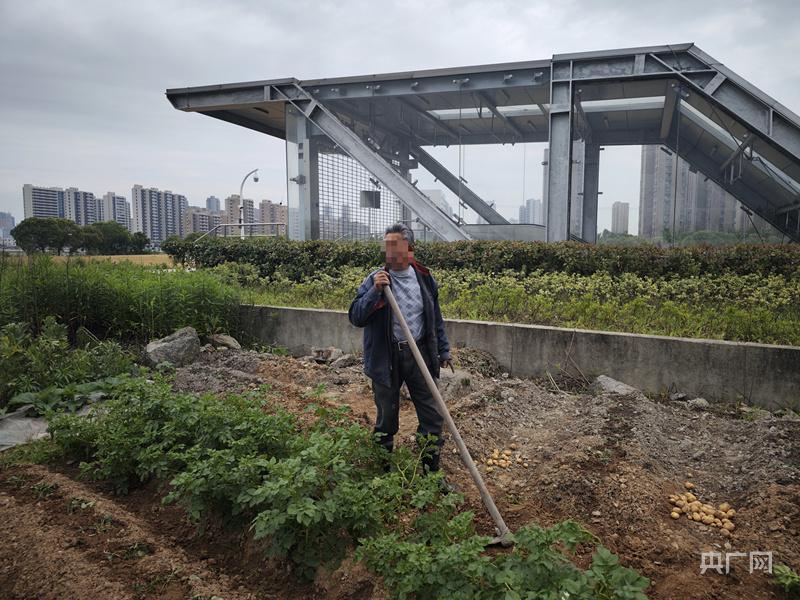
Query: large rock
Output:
[[144, 327, 201, 367], [331, 354, 360, 369], [595, 375, 643, 398], [208, 333, 241, 350]]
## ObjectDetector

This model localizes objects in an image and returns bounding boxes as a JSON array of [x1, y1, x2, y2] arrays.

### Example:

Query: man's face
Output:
[[383, 232, 411, 270]]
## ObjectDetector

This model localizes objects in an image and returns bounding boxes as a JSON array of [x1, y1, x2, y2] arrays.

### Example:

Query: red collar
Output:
[[410, 259, 430, 276]]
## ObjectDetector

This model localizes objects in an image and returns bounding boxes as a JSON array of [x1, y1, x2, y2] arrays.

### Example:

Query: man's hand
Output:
[[373, 270, 390, 293], [440, 358, 454, 372]]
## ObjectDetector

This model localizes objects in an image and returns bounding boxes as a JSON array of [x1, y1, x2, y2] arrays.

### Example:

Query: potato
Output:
[[722, 521, 735, 531], [726, 509, 736, 518], [714, 519, 722, 527], [510, 443, 518, 450], [702, 515, 714, 525], [681, 506, 690, 514], [486, 466, 494, 473], [702, 505, 716, 515], [720, 528, 731, 538], [670, 512, 680, 519], [710, 521, 719, 527], [503, 449, 512, 456], [718, 502, 731, 512], [685, 493, 697, 502], [684, 481, 695, 490], [523, 463, 529, 468], [675, 500, 686, 508], [692, 512, 702, 521]]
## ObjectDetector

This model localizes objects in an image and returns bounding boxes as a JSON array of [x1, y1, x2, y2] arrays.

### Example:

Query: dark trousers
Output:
[[372, 342, 444, 472]]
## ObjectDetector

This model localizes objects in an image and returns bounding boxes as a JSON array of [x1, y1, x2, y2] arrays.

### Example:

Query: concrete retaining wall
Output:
[[240, 305, 800, 410]]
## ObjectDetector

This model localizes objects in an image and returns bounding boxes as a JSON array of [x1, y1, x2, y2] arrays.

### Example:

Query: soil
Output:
[[1, 347, 798, 599]]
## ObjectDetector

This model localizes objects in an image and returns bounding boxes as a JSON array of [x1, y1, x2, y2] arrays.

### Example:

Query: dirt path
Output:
[[1, 348, 797, 599]]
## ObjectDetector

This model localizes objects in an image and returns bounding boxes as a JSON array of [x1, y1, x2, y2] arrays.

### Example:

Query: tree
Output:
[[82, 221, 132, 255], [10, 218, 50, 254], [10, 218, 82, 255], [129, 231, 150, 254]]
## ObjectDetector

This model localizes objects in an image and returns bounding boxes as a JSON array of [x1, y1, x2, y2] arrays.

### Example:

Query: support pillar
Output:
[[581, 143, 600, 243], [285, 106, 320, 240], [546, 68, 574, 242]]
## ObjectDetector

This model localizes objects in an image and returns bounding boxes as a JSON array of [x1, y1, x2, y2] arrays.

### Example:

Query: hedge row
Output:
[[162, 237, 800, 281]]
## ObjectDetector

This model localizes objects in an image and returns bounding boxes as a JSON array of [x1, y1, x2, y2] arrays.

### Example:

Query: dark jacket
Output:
[[348, 261, 451, 388]]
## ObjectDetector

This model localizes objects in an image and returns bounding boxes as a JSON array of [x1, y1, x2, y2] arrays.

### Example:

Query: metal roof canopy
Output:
[[167, 42, 800, 242]]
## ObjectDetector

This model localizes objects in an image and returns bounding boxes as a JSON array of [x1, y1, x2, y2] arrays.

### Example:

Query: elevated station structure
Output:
[[167, 43, 800, 243]]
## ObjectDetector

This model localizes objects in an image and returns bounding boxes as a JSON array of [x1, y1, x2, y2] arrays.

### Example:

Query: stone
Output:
[[310, 346, 344, 362], [144, 327, 200, 367], [331, 354, 360, 369], [595, 375, 642, 397], [669, 392, 687, 401], [687, 397, 710, 410], [208, 333, 241, 350]]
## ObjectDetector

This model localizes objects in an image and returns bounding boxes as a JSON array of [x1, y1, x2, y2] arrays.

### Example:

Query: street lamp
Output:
[[239, 168, 259, 240]]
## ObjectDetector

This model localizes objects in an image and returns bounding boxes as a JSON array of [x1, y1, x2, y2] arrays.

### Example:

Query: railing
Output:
[[194, 222, 288, 243]]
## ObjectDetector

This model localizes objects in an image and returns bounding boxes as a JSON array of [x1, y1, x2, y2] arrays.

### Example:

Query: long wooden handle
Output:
[[383, 285, 511, 540]]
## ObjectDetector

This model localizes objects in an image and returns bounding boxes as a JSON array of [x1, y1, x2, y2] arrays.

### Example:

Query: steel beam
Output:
[[667, 135, 799, 241], [410, 145, 509, 225], [478, 92, 524, 139], [272, 83, 470, 241], [660, 86, 678, 139]]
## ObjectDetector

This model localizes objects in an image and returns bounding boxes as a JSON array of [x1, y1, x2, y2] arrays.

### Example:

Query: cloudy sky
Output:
[[2, 0, 798, 232]]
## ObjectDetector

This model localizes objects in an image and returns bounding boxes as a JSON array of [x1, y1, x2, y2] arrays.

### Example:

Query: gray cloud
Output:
[[1, 0, 798, 231]]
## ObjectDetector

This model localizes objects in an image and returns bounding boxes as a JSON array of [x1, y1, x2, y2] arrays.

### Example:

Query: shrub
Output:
[[162, 237, 800, 280]]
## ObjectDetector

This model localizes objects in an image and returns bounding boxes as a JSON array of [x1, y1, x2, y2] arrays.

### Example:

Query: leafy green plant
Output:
[[48, 378, 649, 595], [773, 564, 800, 597], [0, 317, 134, 411], [241, 266, 800, 346]]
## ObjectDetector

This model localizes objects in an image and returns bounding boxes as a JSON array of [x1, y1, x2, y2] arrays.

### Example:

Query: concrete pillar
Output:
[[581, 143, 600, 243], [546, 72, 574, 242], [285, 107, 320, 240]]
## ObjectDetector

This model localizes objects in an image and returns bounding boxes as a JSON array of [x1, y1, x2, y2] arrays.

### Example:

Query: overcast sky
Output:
[[2, 0, 798, 232]]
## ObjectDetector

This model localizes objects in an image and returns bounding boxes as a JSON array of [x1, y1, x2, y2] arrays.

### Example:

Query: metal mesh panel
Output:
[[318, 149, 403, 240]]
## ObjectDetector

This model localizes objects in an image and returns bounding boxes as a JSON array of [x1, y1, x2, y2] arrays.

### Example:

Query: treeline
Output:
[[162, 236, 800, 280], [10, 217, 150, 255]]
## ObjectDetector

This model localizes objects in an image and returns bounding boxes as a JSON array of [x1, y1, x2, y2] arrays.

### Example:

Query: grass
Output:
[[0, 255, 240, 341]]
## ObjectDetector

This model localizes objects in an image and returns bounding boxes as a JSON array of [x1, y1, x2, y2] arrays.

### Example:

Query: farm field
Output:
[[2, 346, 798, 599]]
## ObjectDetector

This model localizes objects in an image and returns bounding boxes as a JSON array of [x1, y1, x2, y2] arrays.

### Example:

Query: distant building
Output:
[[421, 189, 453, 218], [206, 195, 221, 212], [223, 194, 255, 236], [0, 212, 15, 237], [99, 192, 131, 230], [518, 198, 543, 225], [182, 206, 223, 236], [64, 188, 97, 226], [259, 199, 288, 235], [23, 184, 65, 219], [611, 202, 630, 234], [639, 145, 741, 240], [131, 185, 188, 246]]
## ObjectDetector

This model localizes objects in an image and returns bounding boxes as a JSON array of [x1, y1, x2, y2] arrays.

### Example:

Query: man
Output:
[[348, 223, 452, 473]]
